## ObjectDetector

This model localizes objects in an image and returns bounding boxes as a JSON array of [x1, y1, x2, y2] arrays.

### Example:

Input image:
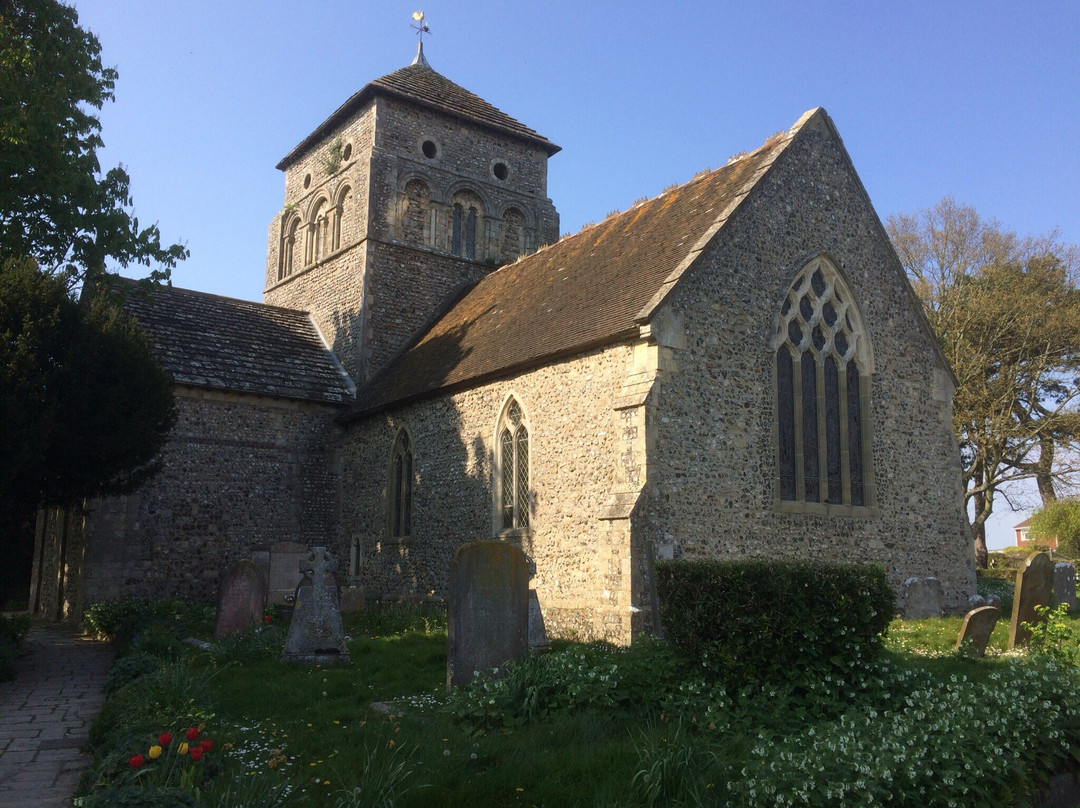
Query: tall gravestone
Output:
[[954, 605, 1000, 658], [214, 559, 267, 639], [899, 576, 944, 619], [1054, 562, 1077, 612], [281, 547, 349, 666], [267, 541, 308, 605], [1009, 552, 1055, 649], [447, 541, 529, 689]]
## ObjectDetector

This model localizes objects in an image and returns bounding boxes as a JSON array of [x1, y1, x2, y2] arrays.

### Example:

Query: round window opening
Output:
[[303, 173, 311, 189], [493, 162, 509, 181], [421, 140, 438, 159], [342, 143, 352, 161]]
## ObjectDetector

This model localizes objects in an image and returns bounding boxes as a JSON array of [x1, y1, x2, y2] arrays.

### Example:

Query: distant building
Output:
[[1014, 516, 1058, 549]]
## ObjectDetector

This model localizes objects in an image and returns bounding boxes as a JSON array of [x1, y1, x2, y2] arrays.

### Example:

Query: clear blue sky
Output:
[[70, 1, 1080, 549]]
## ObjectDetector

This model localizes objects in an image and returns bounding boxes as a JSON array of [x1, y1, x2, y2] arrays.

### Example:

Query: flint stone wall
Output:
[[643, 117, 975, 610], [80, 388, 342, 607]]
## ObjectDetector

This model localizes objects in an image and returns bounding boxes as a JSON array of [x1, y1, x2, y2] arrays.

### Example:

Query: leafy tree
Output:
[[1028, 497, 1080, 559], [0, 0, 186, 284], [0, 256, 175, 512], [888, 198, 1080, 567], [0, 0, 184, 587]]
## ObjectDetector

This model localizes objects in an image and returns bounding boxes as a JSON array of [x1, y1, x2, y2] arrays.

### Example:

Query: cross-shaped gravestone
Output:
[[281, 547, 349, 666]]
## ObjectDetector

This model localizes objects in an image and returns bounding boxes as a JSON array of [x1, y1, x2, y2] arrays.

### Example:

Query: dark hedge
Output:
[[656, 558, 895, 686]]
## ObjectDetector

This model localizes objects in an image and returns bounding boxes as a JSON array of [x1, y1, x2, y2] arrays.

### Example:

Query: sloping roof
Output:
[[111, 279, 354, 405], [342, 111, 821, 420], [278, 58, 559, 170]]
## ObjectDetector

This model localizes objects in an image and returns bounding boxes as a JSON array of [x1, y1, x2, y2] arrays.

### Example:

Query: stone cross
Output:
[[1009, 552, 1055, 649], [281, 547, 349, 666]]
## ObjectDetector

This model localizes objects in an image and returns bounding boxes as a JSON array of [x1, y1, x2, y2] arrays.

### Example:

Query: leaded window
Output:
[[774, 256, 872, 510], [389, 429, 412, 537], [497, 398, 530, 530]]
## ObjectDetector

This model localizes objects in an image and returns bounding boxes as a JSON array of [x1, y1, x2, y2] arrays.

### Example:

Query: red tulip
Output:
[[185, 727, 199, 741], [200, 739, 214, 752], [129, 754, 145, 769], [159, 732, 173, 746], [190, 746, 203, 762]]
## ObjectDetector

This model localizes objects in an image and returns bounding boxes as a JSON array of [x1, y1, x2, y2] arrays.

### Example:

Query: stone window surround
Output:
[[387, 426, 414, 540], [492, 392, 533, 537], [770, 253, 878, 518]]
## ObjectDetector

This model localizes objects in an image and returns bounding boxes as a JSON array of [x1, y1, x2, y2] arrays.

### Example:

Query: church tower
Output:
[[264, 42, 560, 383]]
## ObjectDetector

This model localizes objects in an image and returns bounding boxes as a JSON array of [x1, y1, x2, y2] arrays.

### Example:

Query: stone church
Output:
[[30, 44, 976, 640]]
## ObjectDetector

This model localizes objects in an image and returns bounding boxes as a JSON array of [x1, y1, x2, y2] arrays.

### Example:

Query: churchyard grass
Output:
[[78, 603, 1080, 807]]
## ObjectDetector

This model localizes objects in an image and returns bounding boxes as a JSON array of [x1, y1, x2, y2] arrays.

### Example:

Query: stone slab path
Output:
[[0, 625, 113, 808]]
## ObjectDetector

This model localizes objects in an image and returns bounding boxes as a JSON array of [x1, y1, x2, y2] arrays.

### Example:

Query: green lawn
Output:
[[77, 605, 1080, 808]]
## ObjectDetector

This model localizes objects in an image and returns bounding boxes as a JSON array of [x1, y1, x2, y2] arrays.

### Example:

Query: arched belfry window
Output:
[[496, 397, 530, 531], [450, 191, 481, 260], [279, 215, 300, 280], [388, 429, 413, 538], [773, 256, 874, 511]]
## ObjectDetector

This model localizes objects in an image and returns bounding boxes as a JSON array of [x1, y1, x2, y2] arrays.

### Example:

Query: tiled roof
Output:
[[278, 60, 559, 170], [111, 279, 354, 405], [343, 111, 819, 420]]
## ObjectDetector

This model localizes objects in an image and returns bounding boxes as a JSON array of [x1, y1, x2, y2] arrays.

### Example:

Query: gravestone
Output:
[[528, 589, 549, 650], [900, 576, 943, 619], [1009, 552, 1055, 649], [214, 559, 267, 639], [954, 605, 1000, 658], [281, 547, 349, 666], [267, 541, 308, 605], [447, 541, 529, 689], [1054, 562, 1077, 612]]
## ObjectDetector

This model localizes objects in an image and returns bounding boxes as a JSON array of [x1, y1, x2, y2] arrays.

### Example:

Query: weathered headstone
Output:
[[954, 605, 1000, 658], [1009, 552, 1055, 649], [214, 559, 267, 639], [267, 541, 308, 605], [900, 576, 943, 619], [251, 546, 271, 587], [1054, 562, 1076, 612], [528, 589, 549, 650], [339, 586, 366, 614], [447, 541, 529, 689], [281, 547, 349, 666]]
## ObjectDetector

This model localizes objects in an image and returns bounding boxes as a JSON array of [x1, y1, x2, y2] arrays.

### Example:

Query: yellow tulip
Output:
[[148, 745, 162, 760], [178, 742, 189, 755]]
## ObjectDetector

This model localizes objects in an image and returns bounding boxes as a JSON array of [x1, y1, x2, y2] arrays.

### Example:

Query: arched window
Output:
[[774, 256, 873, 511], [496, 397, 530, 530], [401, 179, 428, 245], [332, 184, 351, 251], [450, 191, 481, 260], [279, 215, 300, 280], [306, 198, 328, 265], [388, 429, 413, 538]]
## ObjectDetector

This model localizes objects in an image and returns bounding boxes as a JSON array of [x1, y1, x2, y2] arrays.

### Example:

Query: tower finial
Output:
[[411, 11, 431, 67]]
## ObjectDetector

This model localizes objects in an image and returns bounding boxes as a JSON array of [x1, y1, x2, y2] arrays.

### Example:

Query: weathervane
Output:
[[411, 11, 430, 44]]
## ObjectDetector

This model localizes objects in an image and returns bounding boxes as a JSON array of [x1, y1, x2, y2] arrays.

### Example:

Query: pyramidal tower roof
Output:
[[277, 47, 560, 170]]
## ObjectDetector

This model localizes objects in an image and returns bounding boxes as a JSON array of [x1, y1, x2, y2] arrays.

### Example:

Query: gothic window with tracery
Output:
[[774, 256, 872, 510], [496, 397, 530, 530], [388, 429, 413, 538]]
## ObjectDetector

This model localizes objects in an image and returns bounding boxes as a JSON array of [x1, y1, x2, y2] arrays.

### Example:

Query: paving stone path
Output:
[[0, 624, 113, 808]]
